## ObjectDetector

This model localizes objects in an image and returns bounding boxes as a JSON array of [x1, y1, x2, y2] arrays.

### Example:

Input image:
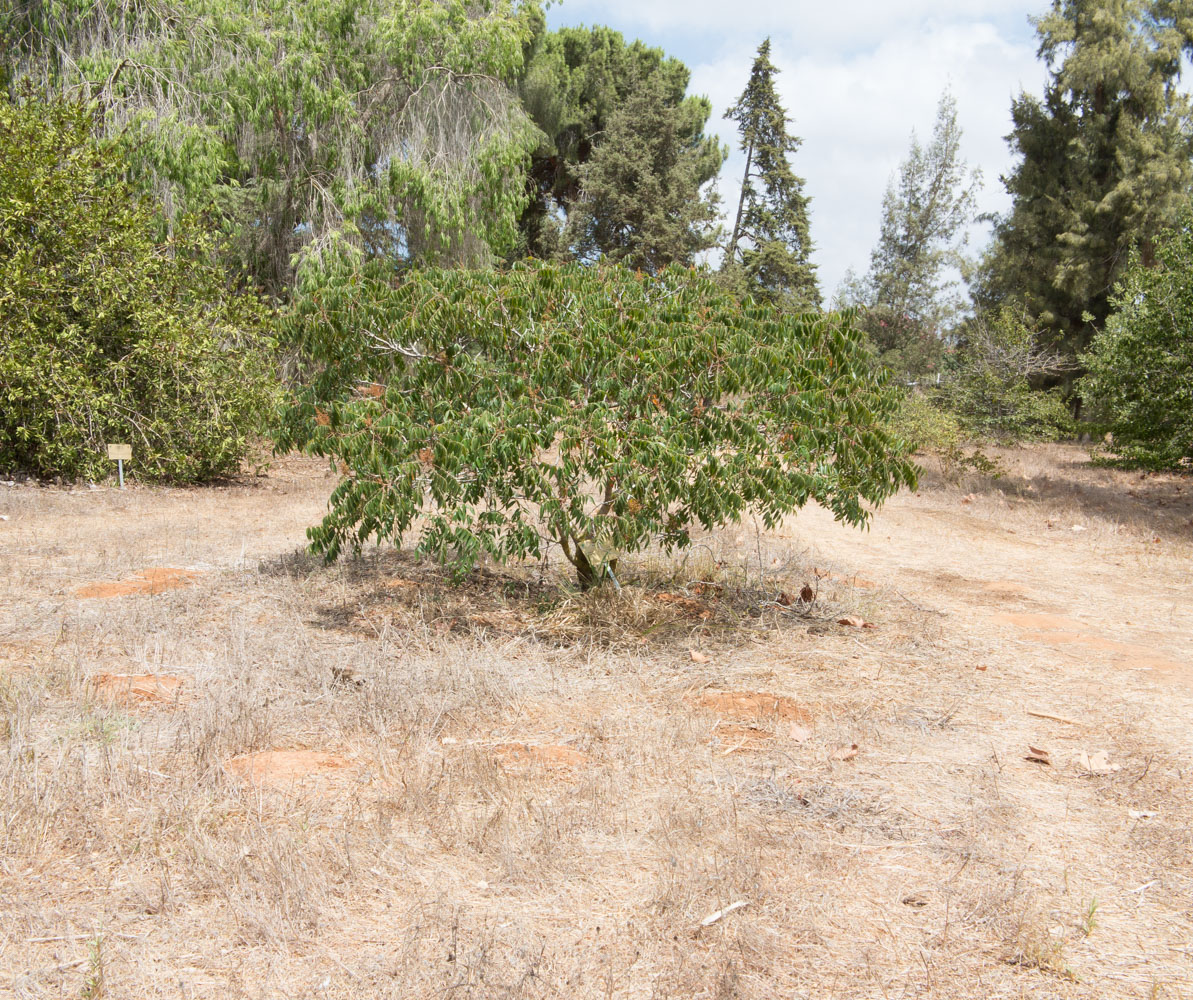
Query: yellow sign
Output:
[[107, 444, 132, 461]]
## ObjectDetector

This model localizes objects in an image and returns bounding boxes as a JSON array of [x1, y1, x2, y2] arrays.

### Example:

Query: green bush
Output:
[[890, 392, 1003, 482], [1082, 217, 1193, 470], [0, 95, 278, 483], [276, 258, 918, 587], [944, 309, 1074, 442]]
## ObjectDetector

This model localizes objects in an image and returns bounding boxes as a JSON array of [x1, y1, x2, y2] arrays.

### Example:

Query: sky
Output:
[[544, 0, 1049, 298]]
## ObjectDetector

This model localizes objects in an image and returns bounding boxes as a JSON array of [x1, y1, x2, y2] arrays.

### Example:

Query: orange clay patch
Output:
[[691, 689, 813, 723], [92, 672, 186, 707], [224, 750, 355, 788], [993, 612, 1188, 677], [492, 742, 591, 770], [76, 567, 199, 599]]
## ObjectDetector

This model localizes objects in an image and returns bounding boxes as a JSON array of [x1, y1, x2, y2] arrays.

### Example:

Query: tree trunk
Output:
[[723, 139, 753, 270]]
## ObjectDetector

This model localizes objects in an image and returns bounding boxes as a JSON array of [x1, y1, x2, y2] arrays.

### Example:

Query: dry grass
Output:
[[1, 446, 1191, 998]]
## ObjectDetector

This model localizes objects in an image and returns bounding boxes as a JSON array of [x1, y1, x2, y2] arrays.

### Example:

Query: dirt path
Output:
[[1, 445, 1191, 999]]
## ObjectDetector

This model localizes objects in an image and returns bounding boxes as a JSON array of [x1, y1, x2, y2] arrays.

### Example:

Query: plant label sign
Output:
[[107, 444, 132, 488]]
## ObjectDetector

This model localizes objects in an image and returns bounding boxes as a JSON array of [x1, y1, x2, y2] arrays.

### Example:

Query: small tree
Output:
[[0, 95, 277, 482], [722, 39, 819, 308], [847, 92, 980, 376], [1082, 216, 1193, 469], [944, 309, 1075, 440], [276, 259, 916, 587]]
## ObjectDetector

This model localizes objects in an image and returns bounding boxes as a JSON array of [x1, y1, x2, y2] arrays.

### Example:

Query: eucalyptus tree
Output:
[[2, 0, 543, 293], [722, 39, 818, 307]]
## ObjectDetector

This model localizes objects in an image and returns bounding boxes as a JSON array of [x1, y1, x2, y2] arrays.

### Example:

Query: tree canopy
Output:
[[276, 259, 915, 586], [722, 39, 819, 307], [1083, 214, 1193, 469], [561, 74, 725, 271], [845, 91, 980, 375], [0, 95, 277, 482], [2, 0, 543, 293], [977, 0, 1193, 361], [516, 24, 715, 260]]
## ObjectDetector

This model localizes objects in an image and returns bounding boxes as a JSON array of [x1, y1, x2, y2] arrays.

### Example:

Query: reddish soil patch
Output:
[[492, 742, 591, 770], [691, 688, 813, 723], [92, 672, 186, 707], [654, 592, 714, 619], [223, 750, 355, 788], [993, 611, 1188, 676], [385, 578, 420, 590], [982, 580, 1028, 596], [76, 567, 199, 599]]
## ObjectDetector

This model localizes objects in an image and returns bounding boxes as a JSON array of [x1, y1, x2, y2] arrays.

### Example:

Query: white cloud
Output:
[[547, 2, 1047, 296]]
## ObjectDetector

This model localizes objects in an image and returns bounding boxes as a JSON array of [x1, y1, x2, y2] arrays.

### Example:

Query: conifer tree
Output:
[[722, 39, 818, 307], [562, 74, 724, 272], [516, 25, 706, 259], [978, 0, 1193, 361], [845, 92, 980, 375]]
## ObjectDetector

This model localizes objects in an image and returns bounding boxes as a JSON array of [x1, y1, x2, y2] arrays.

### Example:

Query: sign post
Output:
[[107, 444, 132, 488]]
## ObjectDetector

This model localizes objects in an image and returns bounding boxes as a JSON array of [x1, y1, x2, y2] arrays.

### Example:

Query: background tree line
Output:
[[1, 0, 1191, 489]]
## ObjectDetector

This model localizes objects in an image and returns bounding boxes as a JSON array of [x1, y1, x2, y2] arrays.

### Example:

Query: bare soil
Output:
[[1, 444, 1190, 998]]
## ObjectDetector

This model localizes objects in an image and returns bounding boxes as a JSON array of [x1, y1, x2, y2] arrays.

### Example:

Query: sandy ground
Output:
[[0, 444, 1190, 998]]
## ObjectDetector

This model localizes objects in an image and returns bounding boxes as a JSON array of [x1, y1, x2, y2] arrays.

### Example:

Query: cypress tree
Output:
[[722, 39, 819, 308], [563, 74, 725, 272]]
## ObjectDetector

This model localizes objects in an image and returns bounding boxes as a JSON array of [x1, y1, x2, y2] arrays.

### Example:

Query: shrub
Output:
[[943, 308, 1074, 442], [889, 392, 1003, 483], [0, 95, 277, 483], [276, 258, 917, 587], [1082, 217, 1193, 470]]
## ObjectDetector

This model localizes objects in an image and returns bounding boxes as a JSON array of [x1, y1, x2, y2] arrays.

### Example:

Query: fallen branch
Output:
[[1026, 709, 1081, 726], [700, 900, 750, 927]]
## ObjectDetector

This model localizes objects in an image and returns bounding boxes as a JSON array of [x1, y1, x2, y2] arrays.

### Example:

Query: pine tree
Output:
[[562, 74, 724, 272], [722, 39, 818, 308], [848, 91, 980, 375], [516, 25, 708, 260], [977, 0, 1193, 361]]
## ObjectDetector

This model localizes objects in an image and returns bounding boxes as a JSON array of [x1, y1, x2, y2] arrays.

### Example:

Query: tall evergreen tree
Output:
[[722, 39, 818, 307], [516, 26, 707, 259], [846, 92, 980, 375], [977, 0, 1193, 361], [562, 74, 725, 272]]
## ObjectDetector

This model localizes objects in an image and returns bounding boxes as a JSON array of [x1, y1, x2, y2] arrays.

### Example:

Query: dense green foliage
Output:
[[276, 260, 916, 586], [3, 0, 542, 293], [1083, 217, 1193, 469], [0, 96, 277, 482], [516, 25, 718, 260], [722, 39, 818, 307], [560, 76, 725, 271], [843, 92, 979, 377], [943, 310, 1074, 441], [978, 0, 1193, 362]]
